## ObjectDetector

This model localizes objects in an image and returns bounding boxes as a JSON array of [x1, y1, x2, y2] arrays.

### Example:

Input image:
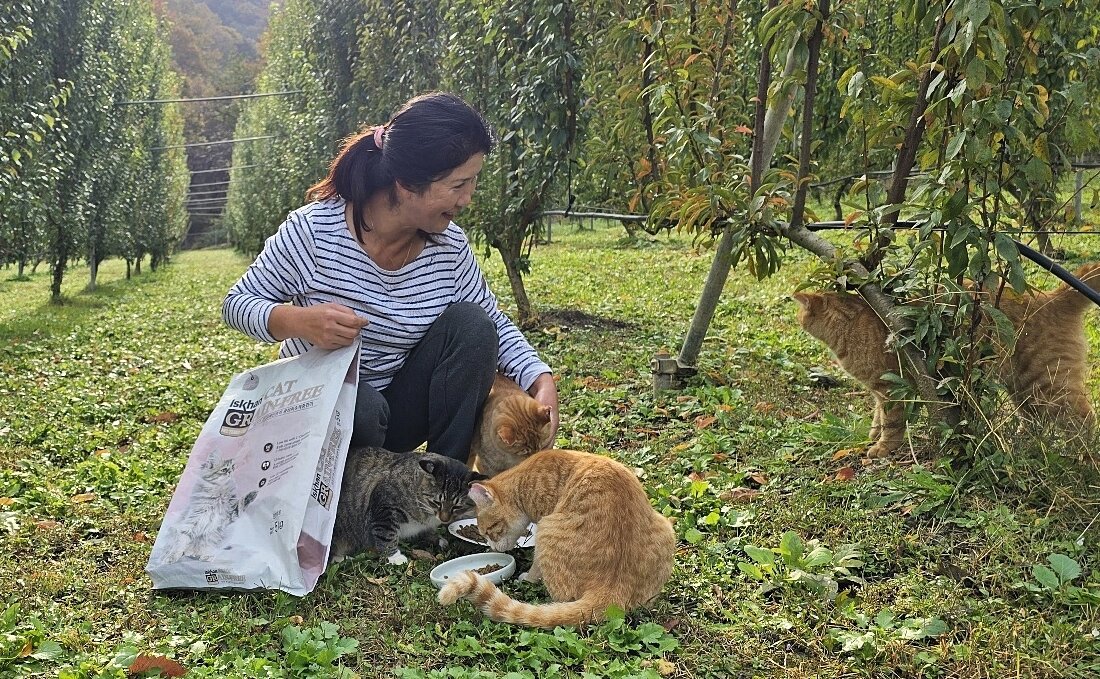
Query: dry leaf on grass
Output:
[[128, 653, 187, 677]]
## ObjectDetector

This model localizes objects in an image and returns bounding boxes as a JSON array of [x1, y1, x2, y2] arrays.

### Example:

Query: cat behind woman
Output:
[[437, 449, 677, 628], [331, 447, 485, 565], [468, 373, 553, 477]]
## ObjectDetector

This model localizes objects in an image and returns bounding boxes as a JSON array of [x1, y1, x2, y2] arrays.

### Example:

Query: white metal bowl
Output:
[[429, 552, 516, 589]]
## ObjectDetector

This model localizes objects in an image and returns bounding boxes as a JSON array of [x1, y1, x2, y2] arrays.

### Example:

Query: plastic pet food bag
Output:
[[146, 342, 359, 595]]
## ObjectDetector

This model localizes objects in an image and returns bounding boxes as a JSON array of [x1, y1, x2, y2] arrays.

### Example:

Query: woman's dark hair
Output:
[[307, 92, 495, 241]]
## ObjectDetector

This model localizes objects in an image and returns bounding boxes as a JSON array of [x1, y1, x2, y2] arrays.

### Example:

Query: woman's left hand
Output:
[[527, 372, 559, 448]]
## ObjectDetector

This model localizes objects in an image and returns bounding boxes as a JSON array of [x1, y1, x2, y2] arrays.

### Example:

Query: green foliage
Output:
[[827, 603, 947, 660], [737, 531, 865, 600]]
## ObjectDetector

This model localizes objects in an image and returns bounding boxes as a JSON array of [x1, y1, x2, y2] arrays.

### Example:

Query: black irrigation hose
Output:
[[1014, 240, 1100, 310], [803, 220, 1100, 310]]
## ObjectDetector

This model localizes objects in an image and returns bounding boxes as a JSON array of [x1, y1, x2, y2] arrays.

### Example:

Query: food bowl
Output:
[[429, 552, 516, 589], [448, 518, 537, 548]]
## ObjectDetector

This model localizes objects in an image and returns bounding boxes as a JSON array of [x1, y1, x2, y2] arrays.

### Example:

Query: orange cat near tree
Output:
[[793, 263, 1100, 457], [437, 449, 677, 628], [468, 373, 554, 477]]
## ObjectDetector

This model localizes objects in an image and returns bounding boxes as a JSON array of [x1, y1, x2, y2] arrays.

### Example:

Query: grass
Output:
[[1, 224, 1100, 678]]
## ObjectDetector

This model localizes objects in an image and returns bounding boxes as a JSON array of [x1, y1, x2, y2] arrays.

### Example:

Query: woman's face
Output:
[[400, 152, 485, 233]]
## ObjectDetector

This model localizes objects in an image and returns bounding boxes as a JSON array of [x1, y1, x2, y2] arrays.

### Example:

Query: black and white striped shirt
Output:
[[222, 198, 551, 391]]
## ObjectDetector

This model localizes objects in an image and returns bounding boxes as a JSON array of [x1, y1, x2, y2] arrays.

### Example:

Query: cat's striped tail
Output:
[[437, 570, 612, 628]]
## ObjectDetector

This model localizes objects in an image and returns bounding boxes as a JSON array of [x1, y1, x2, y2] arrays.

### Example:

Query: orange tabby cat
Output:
[[437, 449, 677, 628], [793, 263, 1100, 456], [468, 373, 553, 477]]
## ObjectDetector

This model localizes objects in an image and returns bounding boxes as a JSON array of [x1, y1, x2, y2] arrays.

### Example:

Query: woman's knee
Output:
[[352, 385, 390, 447], [441, 302, 498, 362]]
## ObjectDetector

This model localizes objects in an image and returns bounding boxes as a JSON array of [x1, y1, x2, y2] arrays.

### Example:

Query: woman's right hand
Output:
[[269, 303, 369, 349]]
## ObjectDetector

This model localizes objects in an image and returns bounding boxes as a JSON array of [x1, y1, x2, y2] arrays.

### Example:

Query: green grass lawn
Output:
[[2, 223, 1099, 678]]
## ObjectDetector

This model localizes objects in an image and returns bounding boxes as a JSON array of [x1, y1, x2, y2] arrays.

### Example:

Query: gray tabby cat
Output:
[[331, 447, 486, 565], [159, 454, 256, 563]]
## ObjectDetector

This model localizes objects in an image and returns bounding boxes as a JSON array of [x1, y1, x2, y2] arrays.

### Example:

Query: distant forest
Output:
[[152, 0, 279, 244]]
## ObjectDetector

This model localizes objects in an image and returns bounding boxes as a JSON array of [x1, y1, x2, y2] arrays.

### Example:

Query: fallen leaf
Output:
[[672, 442, 691, 452], [366, 577, 389, 586], [71, 493, 96, 504], [133, 532, 147, 542], [128, 653, 187, 677], [747, 473, 768, 487], [661, 617, 681, 632], [147, 411, 181, 425], [655, 659, 677, 676], [835, 466, 856, 482], [687, 471, 706, 482], [0, 497, 14, 507], [120, 577, 135, 586], [289, 615, 304, 625], [735, 124, 753, 134], [409, 548, 436, 562], [753, 401, 776, 414], [693, 415, 716, 429], [722, 487, 761, 504], [93, 449, 111, 458], [35, 520, 61, 531], [832, 448, 858, 461], [18, 641, 32, 658]]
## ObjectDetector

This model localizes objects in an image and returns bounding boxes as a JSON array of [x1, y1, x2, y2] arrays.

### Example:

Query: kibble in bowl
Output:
[[429, 553, 516, 588]]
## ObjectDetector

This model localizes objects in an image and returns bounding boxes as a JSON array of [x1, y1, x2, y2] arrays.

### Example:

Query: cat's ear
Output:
[[792, 291, 817, 309], [468, 483, 495, 507], [418, 459, 437, 475], [496, 424, 516, 446], [469, 471, 490, 483]]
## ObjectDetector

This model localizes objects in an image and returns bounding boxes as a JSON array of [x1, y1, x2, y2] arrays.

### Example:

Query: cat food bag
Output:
[[146, 342, 359, 596]]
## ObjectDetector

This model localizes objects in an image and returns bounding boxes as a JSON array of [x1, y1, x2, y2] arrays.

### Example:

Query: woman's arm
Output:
[[526, 372, 560, 445]]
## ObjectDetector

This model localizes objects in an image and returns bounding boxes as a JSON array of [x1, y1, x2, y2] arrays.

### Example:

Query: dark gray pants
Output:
[[350, 302, 498, 460]]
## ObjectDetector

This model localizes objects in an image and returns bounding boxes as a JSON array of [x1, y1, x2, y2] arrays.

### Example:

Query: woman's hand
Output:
[[527, 372, 560, 447], [269, 303, 368, 349]]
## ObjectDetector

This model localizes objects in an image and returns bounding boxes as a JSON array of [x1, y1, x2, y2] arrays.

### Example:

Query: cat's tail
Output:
[[1048, 263, 1100, 314], [437, 571, 614, 628]]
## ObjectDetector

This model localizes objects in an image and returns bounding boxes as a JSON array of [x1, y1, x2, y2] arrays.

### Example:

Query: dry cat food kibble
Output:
[[473, 564, 501, 575], [456, 524, 487, 543]]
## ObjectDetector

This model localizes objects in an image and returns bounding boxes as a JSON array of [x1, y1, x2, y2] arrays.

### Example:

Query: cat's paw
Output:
[[386, 551, 409, 566], [518, 570, 542, 583]]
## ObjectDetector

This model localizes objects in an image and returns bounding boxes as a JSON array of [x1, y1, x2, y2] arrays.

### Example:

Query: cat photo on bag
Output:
[[155, 452, 257, 563]]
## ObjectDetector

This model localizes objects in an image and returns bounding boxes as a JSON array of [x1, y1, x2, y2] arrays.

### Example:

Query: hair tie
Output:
[[373, 125, 385, 149]]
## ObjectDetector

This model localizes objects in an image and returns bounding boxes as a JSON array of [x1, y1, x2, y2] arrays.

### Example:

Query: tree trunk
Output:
[[500, 240, 533, 326], [677, 7, 787, 370]]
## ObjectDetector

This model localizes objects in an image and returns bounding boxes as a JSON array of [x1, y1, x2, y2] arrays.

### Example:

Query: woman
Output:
[[222, 92, 558, 460]]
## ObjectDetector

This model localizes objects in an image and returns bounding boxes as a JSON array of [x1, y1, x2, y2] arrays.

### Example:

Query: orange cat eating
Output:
[[437, 449, 677, 628]]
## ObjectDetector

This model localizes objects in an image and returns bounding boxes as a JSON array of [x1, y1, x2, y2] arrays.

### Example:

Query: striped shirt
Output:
[[222, 198, 551, 391]]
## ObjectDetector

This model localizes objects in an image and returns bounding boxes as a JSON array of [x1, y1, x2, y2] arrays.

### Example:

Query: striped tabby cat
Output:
[[331, 447, 485, 565], [438, 449, 677, 628]]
